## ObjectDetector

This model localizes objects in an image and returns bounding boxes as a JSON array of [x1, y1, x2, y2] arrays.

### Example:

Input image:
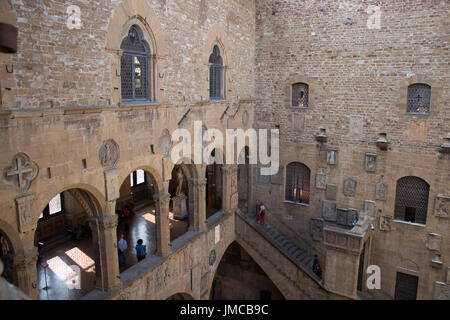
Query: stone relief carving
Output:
[[310, 218, 324, 240], [15, 194, 36, 233], [292, 113, 305, 132], [158, 129, 172, 157], [434, 195, 449, 218], [336, 208, 348, 226], [3, 153, 39, 194], [343, 178, 357, 197], [426, 233, 442, 252], [315, 173, 326, 189], [379, 215, 392, 231], [326, 148, 338, 165], [364, 153, 377, 172], [98, 139, 119, 168], [375, 180, 388, 201]]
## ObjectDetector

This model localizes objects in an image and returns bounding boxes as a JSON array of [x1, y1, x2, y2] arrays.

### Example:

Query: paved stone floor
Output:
[[37, 202, 189, 299]]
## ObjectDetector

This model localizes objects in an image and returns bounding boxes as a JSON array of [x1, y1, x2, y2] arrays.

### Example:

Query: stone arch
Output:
[[208, 240, 286, 300], [118, 165, 163, 195], [204, 24, 231, 69], [32, 183, 105, 226], [105, 0, 167, 57]]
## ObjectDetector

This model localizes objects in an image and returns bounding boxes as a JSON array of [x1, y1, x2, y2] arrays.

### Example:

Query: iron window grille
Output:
[[120, 26, 149, 102], [407, 84, 431, 114], [285, 162, 311, 204], [292, 83, 309, 107], [394, 176, 430, 225], [209, 45, 223, 100]]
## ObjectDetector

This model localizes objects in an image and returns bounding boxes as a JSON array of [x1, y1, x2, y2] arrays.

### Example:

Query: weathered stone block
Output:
[[325, 184, 337, 200], [322, 200, 337, 222]]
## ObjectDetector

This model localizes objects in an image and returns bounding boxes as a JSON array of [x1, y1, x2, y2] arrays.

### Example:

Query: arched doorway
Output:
[[35, 189, 99, 300], [116, 169, 158, 272], [168, 164, 190, 242], [210, 242, 284, 300], [206, 149, 222, 218]]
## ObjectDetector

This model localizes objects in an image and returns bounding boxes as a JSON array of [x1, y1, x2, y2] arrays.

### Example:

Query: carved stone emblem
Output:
[[376, 181, 388, 201], [98, 139, 119, 168], [426, 233, 442, 252], [364, 153, 377, 172], [327, 149, 338, 165], [315, 173, 326, 189], [379, 215, 392, 231], [343, 178, 357, 196], [292, 113, 305, 132], [434, 195, 449, 218], [322, 200, 337, 222], [15, 194, 36, 233], [364, 200, 375, 217], [310, 218, 324, 241], [3, 153, 39, 194]]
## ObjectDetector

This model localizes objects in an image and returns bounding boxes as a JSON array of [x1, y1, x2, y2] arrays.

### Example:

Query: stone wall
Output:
[[0, 0, 255, 109], [253, 0, 449, 299]]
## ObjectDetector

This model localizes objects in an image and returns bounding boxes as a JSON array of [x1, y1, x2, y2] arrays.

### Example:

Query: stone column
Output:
[[187, 177, 207, 232], [221, 165, 239, 213], [153, 193, 171, 256], [11, 247, 39, 299], [88, 207, 121, 292]]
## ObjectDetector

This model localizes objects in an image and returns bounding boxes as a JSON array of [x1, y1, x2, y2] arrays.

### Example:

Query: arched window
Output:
[[285, 162, 310, 204], [394, 176, 430, 224], [120, 25, 150, 101], [209, 45, 223, 100], [292, 83, 309, 107], [407, 84, 431, 114]]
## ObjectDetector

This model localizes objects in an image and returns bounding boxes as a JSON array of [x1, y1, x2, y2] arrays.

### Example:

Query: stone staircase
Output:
[[240, 211, 322, 284]]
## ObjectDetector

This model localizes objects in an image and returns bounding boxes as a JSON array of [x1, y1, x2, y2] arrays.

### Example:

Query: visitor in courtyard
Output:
[[313, 254, 322, 280], [118, 234, 128, 267], [135, 239, 147, 262], [259, 202, 266, 225]]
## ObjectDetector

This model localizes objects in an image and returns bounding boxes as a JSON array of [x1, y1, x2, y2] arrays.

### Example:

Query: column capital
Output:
[[187, 177, 207, 188], [88, 215, 118, 231]]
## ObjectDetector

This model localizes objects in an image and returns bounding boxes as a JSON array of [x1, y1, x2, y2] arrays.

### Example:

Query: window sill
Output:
[[392, 219, 426, 228], [283, 200, 309, 207], [121, 100, 155, 106], [209, 98, 226, 102], [406, 112, 429, 116], [290, 106, 308, 110]]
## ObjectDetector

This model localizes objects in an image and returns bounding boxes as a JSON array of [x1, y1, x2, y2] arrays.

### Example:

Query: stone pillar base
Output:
[[172, 194, 188, 220]]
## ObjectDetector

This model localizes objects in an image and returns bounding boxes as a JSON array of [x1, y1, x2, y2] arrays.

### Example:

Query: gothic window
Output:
[[209, 45, 223, 100], [394, 176, 429, 224], [407, 84, 431, 114], [292, 83, 309, 107], [285, 162, 310, 204], [120, 25, 150, 101]]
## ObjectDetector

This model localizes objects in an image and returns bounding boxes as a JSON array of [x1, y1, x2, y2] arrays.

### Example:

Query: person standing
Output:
[[135, 239, 147, 262], [312, 254, 322, 280], [259, 202, 266, 225], [118, 234, 128, 267]]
